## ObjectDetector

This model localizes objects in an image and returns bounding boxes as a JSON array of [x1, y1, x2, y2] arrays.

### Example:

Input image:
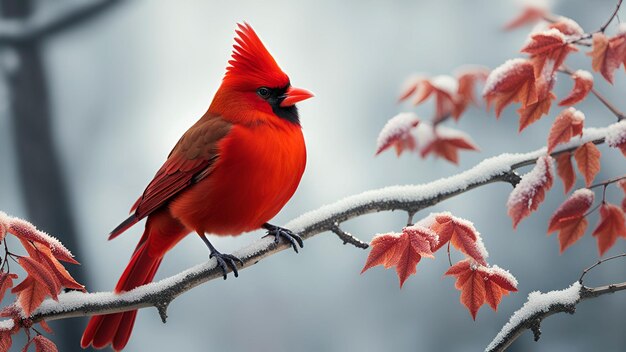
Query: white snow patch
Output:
[[573, 69, 593, 82], [488, 265, 519, 287], [619, 23, 626, 35], [524, 28, 566, 46], [486, 281, 581, 351], [606, 120, 626, 148], [431, 75, 458, 95], [0, 318, 13, 331], [483, 58, 528, 95]]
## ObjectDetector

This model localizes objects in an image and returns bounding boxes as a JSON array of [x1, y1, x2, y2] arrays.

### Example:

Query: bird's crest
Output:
[[225, 23, 289, 87]]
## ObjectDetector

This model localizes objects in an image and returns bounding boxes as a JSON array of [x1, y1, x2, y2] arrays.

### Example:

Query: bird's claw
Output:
[[263, 224, 303, 253], [210, 251, 243, 279]]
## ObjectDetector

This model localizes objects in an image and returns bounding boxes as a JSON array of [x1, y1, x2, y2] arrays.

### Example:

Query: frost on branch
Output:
[[486, 282, 581, 352], [548, 189, 594, 252], [507, 155, 554, 228]]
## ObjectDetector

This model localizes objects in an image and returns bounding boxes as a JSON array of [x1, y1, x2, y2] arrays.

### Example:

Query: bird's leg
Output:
[[198, 232, 243, 280], [262, 223, 303, 253]]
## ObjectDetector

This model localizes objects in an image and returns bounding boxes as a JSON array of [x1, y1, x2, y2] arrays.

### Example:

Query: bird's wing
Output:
[[109, 116, 231, 239]]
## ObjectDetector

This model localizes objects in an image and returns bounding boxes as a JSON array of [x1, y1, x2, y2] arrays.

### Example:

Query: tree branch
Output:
[[0, 0, 121, 45], [0, 124, 616, 327]]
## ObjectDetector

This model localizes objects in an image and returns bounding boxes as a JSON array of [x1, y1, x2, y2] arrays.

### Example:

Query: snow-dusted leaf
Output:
[[453, 66, 489, 119], [555, 152, 576, 193], [592, 203, 626, 256], [559, 70, 594, 106], [547, 17, 584, 36], [361, 225, 437, 288], [20, 240, 84, 292], [483, 59, 538, 117], [547, 108, 585, 153], [507, 155, 554, 228], [445, 260, 518, 319], [587, 32, 626, 84], [428, 213, 488, 265], [521, 28, 578, 77], [606, 120, 626, 157], [548, 188, 594, 252], [574, 142, 601, 186], [375, 113, 420, 156], [7, 217, 77, 264]]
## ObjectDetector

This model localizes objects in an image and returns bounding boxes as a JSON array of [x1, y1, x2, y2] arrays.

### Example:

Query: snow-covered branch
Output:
[[0, 0, 121, 45], [2, 124, 616, 328], [485, 281, 626, 352]]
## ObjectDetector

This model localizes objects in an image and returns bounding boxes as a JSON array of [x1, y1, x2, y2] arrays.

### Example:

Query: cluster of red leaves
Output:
[[0, 212, 83, 352], [399, 67, 489, 122], [548, 187, 626, 255], [362, 213, 517, 319], [375, 113, 479, 164]]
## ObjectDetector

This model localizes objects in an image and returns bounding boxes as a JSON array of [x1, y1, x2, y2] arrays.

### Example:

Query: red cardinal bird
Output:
[[81, 23, 313, 351]]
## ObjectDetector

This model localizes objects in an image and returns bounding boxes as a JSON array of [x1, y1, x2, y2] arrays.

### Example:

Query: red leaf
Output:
[[428, 213, 487, 265], [547, 17, 584, 36], [574, 142, 601, 186], [548, 189, 595, 252], [32, 335, 58, 352], [18, 257, 59, 301], [517, 84, 555, 131], [7, 218, 78, 264], [592, 203, 626, 256], [11, 277, 49, 316], [504, 6, 547, 30], [38, 320, 53, 334], [376, 113, 420, 156], [483, 59, 538, 117], [453, 66, 489, 119], [0, 272, 18, 303], [547, 108, 585, 153], [521, 29, 578, 77], [361, 225, 437, 287], [19, 240, 84, 292], [587, 32, 626, 84], [507, 155, 554, 228], [559, 70, 594, 106], [555, 153, 576, 193], [420, 126, 479, 164], [0, 329, 12, 352], [445, 260, 518, 319]]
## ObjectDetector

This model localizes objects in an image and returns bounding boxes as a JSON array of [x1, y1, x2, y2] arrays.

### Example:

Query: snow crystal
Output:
[[488, 265, 518, 287], [376, 112, 419, 151], [605, 120, 626, 148], [506, 155, 553, 210], [482, 58, 528, 95], [573, 69, 593, 82], [566, 106, 585, 122], [486, 281, 581, 351], [430, 75, 458, 95], [0, 318, 13, 331]]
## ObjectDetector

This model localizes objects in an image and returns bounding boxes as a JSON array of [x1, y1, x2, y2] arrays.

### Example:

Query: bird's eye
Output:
[[257, 87, 271, 99]]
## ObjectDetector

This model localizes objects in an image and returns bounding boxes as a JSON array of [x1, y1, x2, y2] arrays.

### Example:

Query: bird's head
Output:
[[212, 23, 313, 125]]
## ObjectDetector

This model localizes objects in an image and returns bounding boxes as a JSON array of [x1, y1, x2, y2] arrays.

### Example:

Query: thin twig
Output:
[[600, 0, 624, 33], [330, 224, 369, 249], [579, 252, 626, 283], [587, 175, 626, 189]]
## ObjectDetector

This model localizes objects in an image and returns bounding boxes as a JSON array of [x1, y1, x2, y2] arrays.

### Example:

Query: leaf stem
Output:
[[588, 175, 626, 189]]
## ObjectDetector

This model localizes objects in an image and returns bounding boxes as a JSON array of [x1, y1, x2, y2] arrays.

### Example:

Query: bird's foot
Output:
[[263, 223, 303, 253], [209, 250, 244, 280]]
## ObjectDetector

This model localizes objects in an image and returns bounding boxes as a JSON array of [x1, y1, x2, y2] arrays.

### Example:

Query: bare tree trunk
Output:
[[1, 0, 86, 350]]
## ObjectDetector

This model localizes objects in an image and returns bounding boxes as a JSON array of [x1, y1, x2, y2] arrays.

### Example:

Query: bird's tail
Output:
[[81, 211, 187, 351]]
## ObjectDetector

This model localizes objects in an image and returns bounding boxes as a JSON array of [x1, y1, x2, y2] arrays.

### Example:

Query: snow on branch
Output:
[[485, 280, 626, 352], [0, 0, 121, 45], [1, 124, 615, 327]]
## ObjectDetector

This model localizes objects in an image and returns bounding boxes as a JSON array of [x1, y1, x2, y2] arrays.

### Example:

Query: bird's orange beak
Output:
[[280, 86, 314, 107]]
